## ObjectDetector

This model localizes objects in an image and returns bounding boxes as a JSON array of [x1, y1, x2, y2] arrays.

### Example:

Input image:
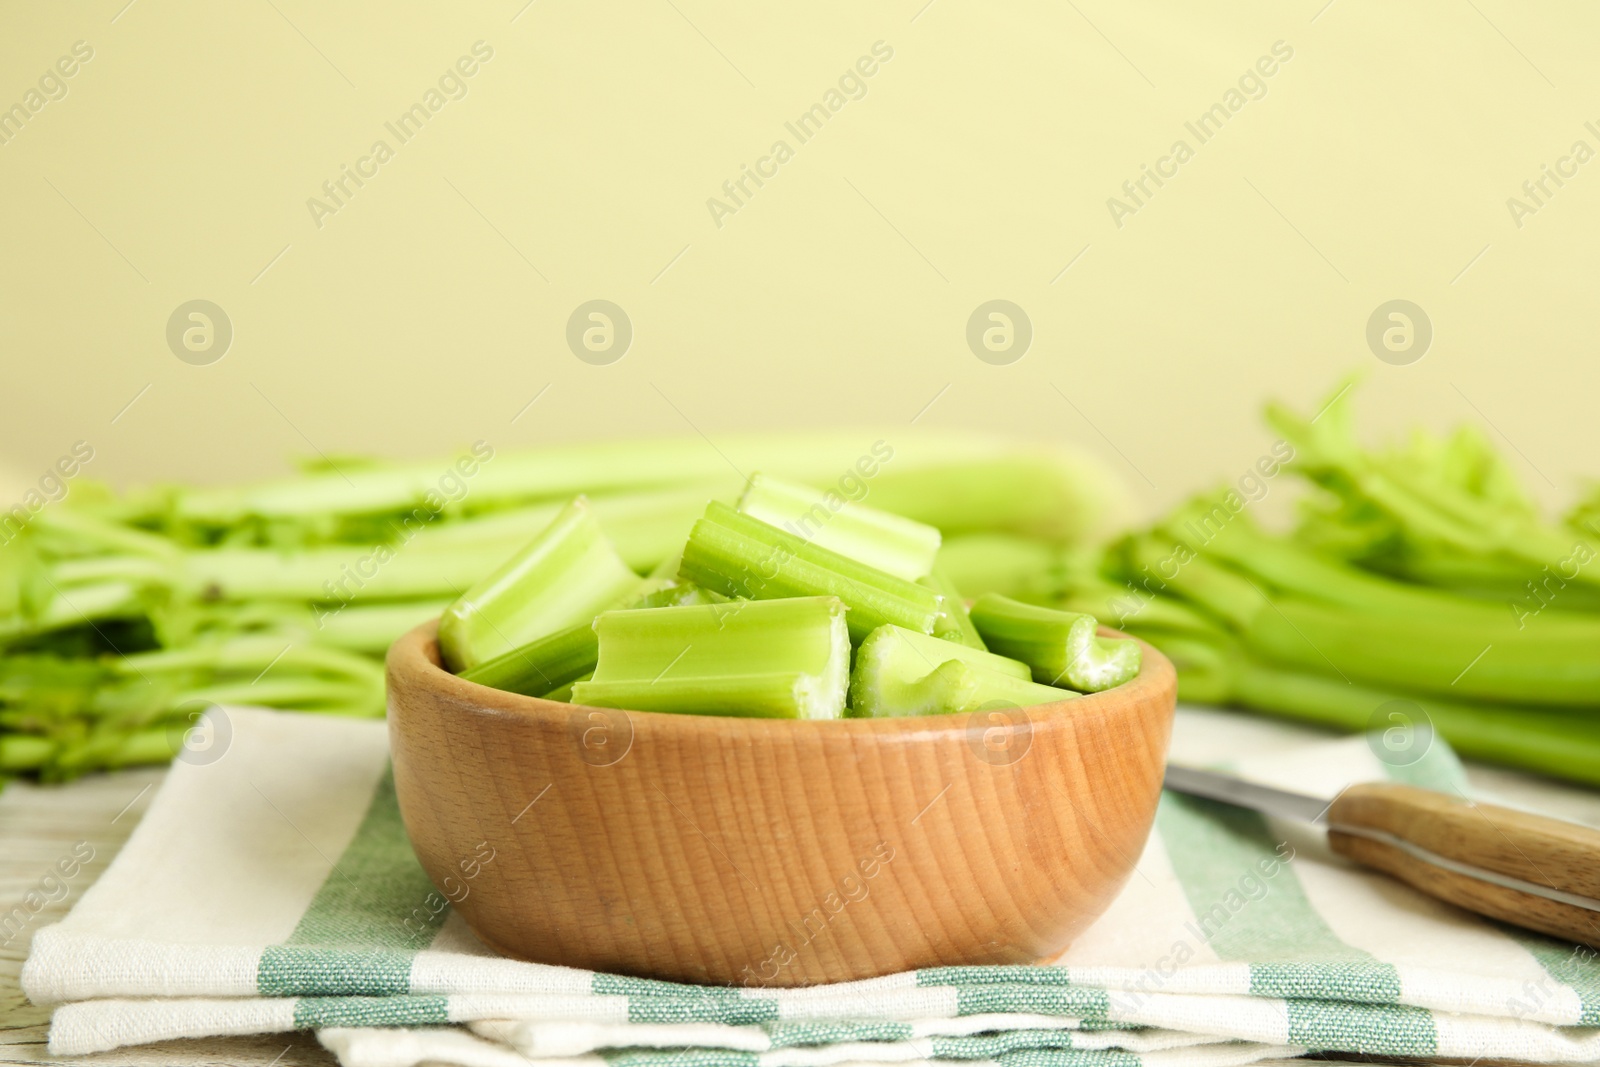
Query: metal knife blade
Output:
[[1162, 764, 1332, 825]]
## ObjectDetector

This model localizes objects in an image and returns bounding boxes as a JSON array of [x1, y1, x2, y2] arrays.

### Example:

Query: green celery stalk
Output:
[[631, 578, 726, 609], [180, 678, 380, 712], [918, 567, 987, 649], [1230, 659, 1600, 787], [969, 594, 1142, 692], [854, 660, 1078, 718], [541, 672, 591, 702], [1243, 598, 1600, 708], [166, 440, 749, 526], [415, 486, 719, 572], [28, 506, 180, 563], [308, 600, 450, 652], [933, 533, 1069, 601], [1118, 536, 1263, 631], [1180, 511, 1600, 655], [160, 432, 1129, 545], [437, 498, 640, 672], [1056, 575, 1220, 637], [18, 581, 146, 637], [1, 734, 59, 771], [1158, 505, 1561, 627], [18, 489, 718, 644], [460, 622, 598, 697], [571, 596, 850, 719], [182, 543, 538, 604], [110, 635, 384, 687], [678, 502, 942, 642], [859, 449, 1131, 542], [137, 598, 448, 658], [458, 578, 719, 697], [737, 472, 941, 581], [1377, 550, 1600, 613], [1112, 604, 1600, 787], [1141, 631, 1234, 705], [861, 623, 1028, 680], [849, 623, 1064, 717]]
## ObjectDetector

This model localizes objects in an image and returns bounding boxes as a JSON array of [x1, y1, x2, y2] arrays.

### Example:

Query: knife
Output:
[[1163, 764, 1600, 949]]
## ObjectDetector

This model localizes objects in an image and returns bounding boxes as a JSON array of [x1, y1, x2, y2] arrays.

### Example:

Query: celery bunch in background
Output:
[[1271, 382, 1600, 611], [0, 431, 1130, 780], [1054, 380, 1600, 787]]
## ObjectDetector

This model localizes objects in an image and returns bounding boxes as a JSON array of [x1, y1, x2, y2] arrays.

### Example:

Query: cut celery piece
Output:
[[969, 594, 1142, 693], [850, 624, 1076, 718], [646, 548, 686, 582], [572, 596, 849, 719], [542, 672, 591, 702], [737, 473, 941, 581], [864, 623, 1028, 681], [437, 497, 640, 673], [678, 501, 941, 643], [633, 580, 724, 609], [460, 621, 596, 696], [459, 579, 718, 696], [918, 566, 987, 649]]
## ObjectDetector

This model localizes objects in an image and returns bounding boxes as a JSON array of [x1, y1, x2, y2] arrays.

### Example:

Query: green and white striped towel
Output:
[[318, 1025, 1303, 1067], [21, 707, 1600, 1066]]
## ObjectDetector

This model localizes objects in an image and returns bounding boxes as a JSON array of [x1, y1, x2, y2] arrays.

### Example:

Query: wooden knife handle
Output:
[[1326, 781, 1600, 949]]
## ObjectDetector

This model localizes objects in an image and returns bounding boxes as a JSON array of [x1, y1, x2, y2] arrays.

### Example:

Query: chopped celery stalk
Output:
[[459, 579, 718, 696], [459, 622, 597, 697], [572, 596, 849, 719], [864, 623, 1029, 681], [850, 624, 1075, 717], [542, 672, 591, 702], [437, 497, 640, 672], [678, 501, 941, 642], [918, 566, 987, 649], [635, 582, 725, 608], [646, 549, 687, 581], [737, 472, 941, 581], [970, 594, 1142, 693]]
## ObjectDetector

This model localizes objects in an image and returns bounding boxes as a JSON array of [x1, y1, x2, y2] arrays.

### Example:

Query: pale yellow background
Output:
[[2, 1, 1595, 518]]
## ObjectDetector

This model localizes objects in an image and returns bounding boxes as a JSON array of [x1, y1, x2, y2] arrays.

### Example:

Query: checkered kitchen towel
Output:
[[22, 707, 1600, 1066]]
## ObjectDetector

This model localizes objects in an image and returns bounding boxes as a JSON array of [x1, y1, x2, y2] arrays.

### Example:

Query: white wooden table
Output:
[[3, 705, 1597, 1066]]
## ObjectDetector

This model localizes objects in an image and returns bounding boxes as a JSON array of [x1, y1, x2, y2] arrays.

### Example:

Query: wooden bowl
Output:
[[386, 621, 1175, 987]]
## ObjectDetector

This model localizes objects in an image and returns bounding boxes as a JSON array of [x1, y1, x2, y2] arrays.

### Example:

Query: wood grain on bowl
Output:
[[386, 622, 1176, 987]]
